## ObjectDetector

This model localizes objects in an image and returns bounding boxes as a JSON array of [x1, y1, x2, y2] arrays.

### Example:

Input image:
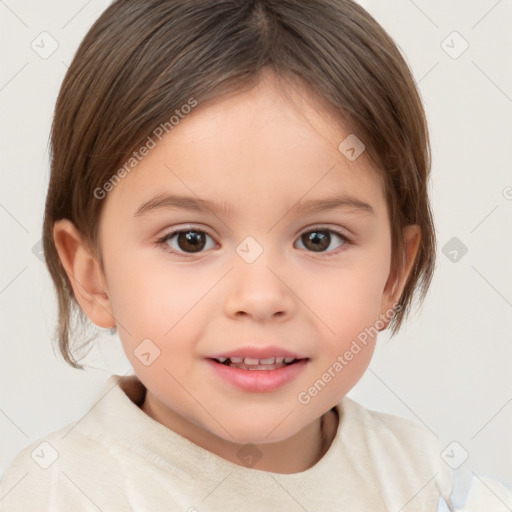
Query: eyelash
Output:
[[156, 226, 351, 258]]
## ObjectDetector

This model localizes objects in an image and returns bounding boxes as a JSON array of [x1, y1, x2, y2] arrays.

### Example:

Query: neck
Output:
[[141, 393, 339, 474]]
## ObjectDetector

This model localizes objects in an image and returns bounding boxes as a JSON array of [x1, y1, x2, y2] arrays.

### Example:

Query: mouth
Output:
[[206, 348, 309, 392], [209, 356, 305, 371]]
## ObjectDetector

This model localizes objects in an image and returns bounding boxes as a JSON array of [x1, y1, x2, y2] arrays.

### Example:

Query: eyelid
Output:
[[158, 224, 216, 239], [297, 225, 352, 241]]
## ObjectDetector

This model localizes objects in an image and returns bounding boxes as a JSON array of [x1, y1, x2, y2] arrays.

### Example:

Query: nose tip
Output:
[[223, 256, 295, 323]]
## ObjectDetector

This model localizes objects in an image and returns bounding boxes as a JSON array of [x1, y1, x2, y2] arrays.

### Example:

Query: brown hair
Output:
[[43, 0, 435, 368]]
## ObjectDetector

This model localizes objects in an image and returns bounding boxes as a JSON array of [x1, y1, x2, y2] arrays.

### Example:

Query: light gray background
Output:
[[1, 0, 511, 493]]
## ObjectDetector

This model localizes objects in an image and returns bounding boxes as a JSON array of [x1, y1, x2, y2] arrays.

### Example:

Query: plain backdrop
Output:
[[1, 0, 511, 490]]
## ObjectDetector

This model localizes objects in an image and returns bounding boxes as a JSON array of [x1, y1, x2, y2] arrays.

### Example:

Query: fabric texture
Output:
[[0, 374, 454, 512]]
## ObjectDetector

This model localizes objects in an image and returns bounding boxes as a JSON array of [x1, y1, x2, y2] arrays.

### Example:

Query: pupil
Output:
[[304, 231, 329, 252], [178, 231, 205, 252]]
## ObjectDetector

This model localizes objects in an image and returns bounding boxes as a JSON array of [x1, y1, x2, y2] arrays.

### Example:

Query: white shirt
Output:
[[0, 374, 454, 511]]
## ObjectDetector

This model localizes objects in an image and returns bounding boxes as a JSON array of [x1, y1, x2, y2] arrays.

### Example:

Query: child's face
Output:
[[94, 74, 407, 447]]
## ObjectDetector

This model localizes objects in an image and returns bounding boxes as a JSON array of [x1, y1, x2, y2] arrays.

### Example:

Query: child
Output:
[[0, 0, 482, 510]]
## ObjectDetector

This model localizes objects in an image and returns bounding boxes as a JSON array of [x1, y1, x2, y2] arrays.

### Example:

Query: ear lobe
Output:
[[379, 224, 421, 329], [53, 220, 115, 328]]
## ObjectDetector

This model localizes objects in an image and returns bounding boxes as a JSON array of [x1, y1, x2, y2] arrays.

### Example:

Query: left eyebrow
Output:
[[288, 194, 375, 216]]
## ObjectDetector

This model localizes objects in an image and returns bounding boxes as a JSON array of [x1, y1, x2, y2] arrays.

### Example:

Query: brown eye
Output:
[[177, 231, 206, 252], [296, 229, 346, 253], [162, 229, 215, 254]]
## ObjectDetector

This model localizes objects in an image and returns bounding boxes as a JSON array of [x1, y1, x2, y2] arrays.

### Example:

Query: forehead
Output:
[[102, 74, 387, 221]]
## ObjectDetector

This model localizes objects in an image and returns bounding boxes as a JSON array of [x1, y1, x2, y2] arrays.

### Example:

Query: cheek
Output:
[[301, 266, 386, 402], [106, 252, 207, 338], [299, 254, 390, 336], [106, 252, 228, 373], [107, 259, 209, 384]]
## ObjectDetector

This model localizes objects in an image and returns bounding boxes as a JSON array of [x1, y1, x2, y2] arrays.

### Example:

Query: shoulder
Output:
[[337, 397, 454, 508], [0, 423, 129, 512], [340, 396, 446, 452]]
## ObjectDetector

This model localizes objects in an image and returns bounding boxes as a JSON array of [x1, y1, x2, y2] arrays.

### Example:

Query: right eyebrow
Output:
[[134, 193, 232, 217]]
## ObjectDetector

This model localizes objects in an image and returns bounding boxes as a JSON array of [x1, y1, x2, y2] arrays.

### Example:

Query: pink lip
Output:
[[208, 345, 306, 360], [206, 358, 308, 393]]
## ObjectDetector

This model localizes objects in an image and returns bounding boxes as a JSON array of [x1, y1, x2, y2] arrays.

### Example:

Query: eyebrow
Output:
[[134, 193, 232, 217], [289, 194, 374, 216], [134, 193, 374, 218]]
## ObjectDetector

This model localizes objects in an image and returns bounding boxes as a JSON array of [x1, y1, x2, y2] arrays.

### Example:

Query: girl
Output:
[[1, 1, 509, 510]]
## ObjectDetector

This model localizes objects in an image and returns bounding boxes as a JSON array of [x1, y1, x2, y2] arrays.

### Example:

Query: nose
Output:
[[223, 252, 296, 323]]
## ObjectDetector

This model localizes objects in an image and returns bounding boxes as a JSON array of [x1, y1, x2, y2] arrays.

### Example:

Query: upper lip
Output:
[[208, 346, 308, 360]]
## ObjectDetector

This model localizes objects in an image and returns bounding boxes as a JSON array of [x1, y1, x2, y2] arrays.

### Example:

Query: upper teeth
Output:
[[217, 356, 295, 365]]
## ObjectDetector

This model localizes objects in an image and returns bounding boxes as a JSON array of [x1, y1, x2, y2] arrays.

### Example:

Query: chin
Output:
[[214, 418, 302, 446]]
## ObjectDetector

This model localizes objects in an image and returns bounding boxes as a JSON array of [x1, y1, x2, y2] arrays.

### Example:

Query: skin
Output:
[[54, 71, 420, 474]]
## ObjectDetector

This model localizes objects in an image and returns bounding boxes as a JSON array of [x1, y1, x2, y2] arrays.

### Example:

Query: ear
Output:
[[379, 224, 421, 329], [53, 219, 115, 328]]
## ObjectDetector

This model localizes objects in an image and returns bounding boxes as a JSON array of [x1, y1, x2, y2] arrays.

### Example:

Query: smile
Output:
[[206, 357, 309, 393], [213, 356, 300, 370]]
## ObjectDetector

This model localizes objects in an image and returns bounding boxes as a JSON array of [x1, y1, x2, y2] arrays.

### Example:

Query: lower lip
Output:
[[206, 359, 308, 393]]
